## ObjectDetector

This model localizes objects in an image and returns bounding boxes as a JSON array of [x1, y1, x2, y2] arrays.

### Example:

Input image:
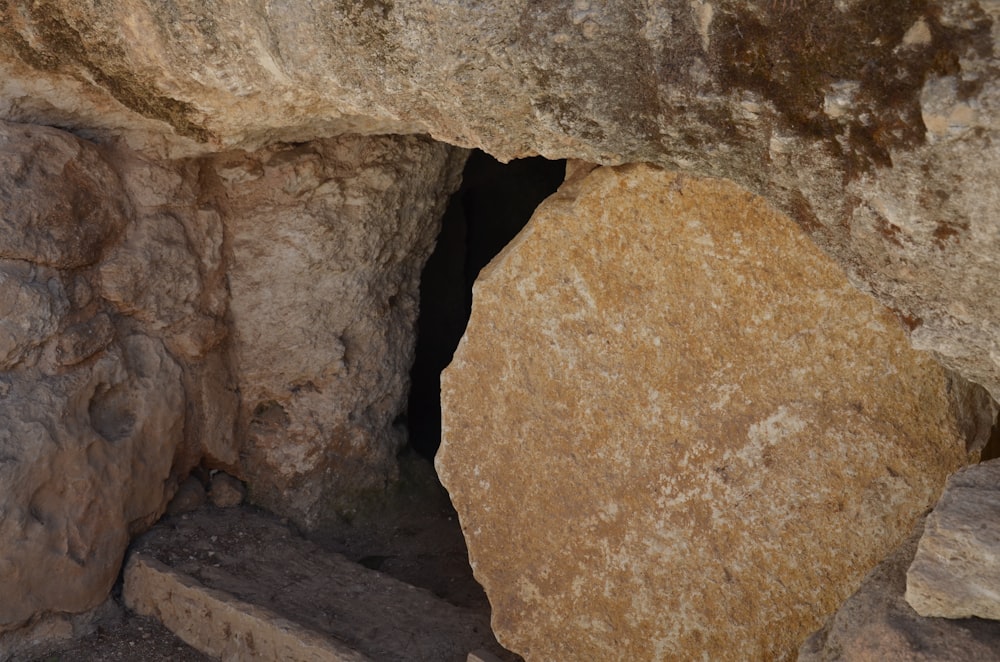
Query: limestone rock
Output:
[[125, 555, 371, 662], [97, 145, 238, 470], [800, 518, 1000, 662], [436, 165, 993, 661], [906, 459, 1000, 620], [3, 1, 998, 407], [218, 135, 467, 529], [0, 119, 128, 268], [124, 507, 506, 662], [98, 151, 229, 361], [1, 1, 999, 408], [0, 333, 184, 632]]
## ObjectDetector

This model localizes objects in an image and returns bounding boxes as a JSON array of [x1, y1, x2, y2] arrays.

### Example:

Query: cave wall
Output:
[[0, 121, 467, 638], [0, 0, 998, 658]]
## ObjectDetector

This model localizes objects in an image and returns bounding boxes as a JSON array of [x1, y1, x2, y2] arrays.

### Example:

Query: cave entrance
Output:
[[406, 150, 567, 460]]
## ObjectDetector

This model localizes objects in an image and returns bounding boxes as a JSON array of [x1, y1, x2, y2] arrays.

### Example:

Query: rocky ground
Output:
[[29, 452, 515, 662]]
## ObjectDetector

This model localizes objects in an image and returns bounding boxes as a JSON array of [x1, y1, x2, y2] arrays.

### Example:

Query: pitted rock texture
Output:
[[906, 459, 1000, 620], [0, 121, 235, 638], [801, 518, 1000, 662], [0, 0, 997, 416], [217, 135, 467, 529], [0, 333, 183, 632], [436, 165, 994, 662], [95, 144, 237, 471], [0, 120, 128, 268]]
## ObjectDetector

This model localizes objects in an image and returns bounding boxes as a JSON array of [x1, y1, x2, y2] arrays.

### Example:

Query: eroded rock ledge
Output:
[[1, 0, 998, 407]]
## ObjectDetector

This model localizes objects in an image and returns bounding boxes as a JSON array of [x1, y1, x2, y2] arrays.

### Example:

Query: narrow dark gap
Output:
[[406, 150, 567, 460], [980, 417, 1000, 462]]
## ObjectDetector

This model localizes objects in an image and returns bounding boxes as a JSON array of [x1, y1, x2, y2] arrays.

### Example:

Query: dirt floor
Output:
[[28, 452, 518, 662]]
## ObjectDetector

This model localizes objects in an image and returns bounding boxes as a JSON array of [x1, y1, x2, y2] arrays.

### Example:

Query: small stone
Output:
[[166, 477, 207, 517], [209, 473, 246, 508], [906, 459, 1000, 620]]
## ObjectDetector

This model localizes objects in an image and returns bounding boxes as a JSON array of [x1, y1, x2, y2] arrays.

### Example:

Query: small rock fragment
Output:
[[468, 649, 505, 662], [167, 477, 207, 516], [209, 473, 246, 508]]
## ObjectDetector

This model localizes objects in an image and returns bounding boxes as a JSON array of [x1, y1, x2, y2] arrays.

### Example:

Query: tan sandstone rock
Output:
[[436, 165, 994, 661], [217, 135, 467, 529], [906, 459, 1000, 620]]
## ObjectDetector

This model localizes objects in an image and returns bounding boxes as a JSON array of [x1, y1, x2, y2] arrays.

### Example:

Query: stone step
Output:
[[122, 507, 506, 662]]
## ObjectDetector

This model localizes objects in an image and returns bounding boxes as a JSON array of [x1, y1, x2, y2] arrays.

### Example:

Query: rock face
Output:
[[906, 459, 1000, 620], [800, 518, 1000, 662], [436, 165, 994, 661], [0, 115, 467, 638], [0, 121, 193, 633], [0, 119, 236, 638], [0, 332, 183, 632], [217, 135, 466, 528], [0, 1, 997, 403]]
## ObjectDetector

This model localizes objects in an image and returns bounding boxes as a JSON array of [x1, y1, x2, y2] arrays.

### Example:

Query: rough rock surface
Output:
[[0, 332, 184, 632], [906, 459, 1000, 620], [217, 135, 467, 529], [436, 165, 994, 661], [0, 120, 128, 269], [0, 120, 234, 639], [0, 598, 124, 662], [97, 144, 238, 471], [124, 507, 509, 662], [800, 518, 1000, 662], [0, 1, 997, 401]]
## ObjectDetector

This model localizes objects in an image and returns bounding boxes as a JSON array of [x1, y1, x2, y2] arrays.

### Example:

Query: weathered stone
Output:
[[97, 144, 238, 472], [209, 472, 246, 508], [0, 261, 69, 371], [0, 333, 184, 632], [124, 555, 371, 662], [0, 598, 122, 662], [0, 119, 128, 268], [801, 518, 1000, 662], [124, 507, 507, 662], [436, 165, 993, 661], [906, 459, 1000, 620], [2, 1, 998, 406], [98, 151, 228, 361], [218, 135, 467, 529], [166, 476, 208, 517]]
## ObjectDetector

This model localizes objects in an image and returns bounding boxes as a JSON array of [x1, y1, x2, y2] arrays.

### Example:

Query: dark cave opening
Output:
[[406, 150, 567, 460]]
